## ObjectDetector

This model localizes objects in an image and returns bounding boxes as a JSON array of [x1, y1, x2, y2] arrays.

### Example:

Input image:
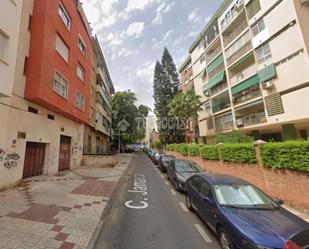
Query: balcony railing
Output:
[[208, 63, 225, 80], [212, 101, 231, 113], [223, 21, 248, 47], [221, 8, 244, 32], [229, 64, 256, 85], [215, 120, 234, 132], [207, 46, 222, 64], [236, 111, 266, 128], [210, 81, 228, 96], [233, 85, 261, 106], [227, 41, 252, 67]]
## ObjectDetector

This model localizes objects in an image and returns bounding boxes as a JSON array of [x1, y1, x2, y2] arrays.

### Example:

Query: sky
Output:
[[81, 0, 222, 111]]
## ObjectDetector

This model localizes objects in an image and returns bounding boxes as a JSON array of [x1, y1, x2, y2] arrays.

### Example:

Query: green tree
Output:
[[153, 48, 184, 144], [169, 89, 202, 143], [112, 91, 149, 149]]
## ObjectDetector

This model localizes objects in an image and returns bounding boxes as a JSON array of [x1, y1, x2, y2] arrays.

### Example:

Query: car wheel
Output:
[[186, 194, 194, 212], [218, 228, 234, 249]]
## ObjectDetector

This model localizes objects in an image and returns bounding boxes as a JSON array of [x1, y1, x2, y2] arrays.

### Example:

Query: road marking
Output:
[[179, 202, 189, 212], [165, 181, 170, 186], [194, 224, 212, 243], [170, 189, 177, 195], [305, 218, 309, 223]]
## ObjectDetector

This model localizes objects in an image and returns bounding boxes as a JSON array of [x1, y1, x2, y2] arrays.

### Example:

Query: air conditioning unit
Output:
[[236, 120, 243, 127], [262, 81, 274, 89], [301, 0, 309, 5]]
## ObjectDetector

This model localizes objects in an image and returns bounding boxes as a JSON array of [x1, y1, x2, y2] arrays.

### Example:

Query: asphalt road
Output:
[[94, 152, 221, 249]]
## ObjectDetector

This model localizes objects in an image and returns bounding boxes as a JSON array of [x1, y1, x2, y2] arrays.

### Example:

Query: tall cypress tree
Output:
[[153, 49, 185, 144]]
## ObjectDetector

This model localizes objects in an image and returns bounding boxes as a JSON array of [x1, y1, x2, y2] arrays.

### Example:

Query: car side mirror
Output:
[[275, 199, 284, 206]]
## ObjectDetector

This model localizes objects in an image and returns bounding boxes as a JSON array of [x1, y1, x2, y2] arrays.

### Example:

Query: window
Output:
[[256, 43, 272, 63], [200, 182, 212, 198], [47, 114, 55, 120], [78, 36, 86, 54], [77, 63, 85, 82], [28, 106, 38, 114], [205, 101, 211, 112], [58, 3, 71, 30], [252, 19, 265, 37], [76, 91, 84, 110], [23, 57, 28, 75], [53, 71, 68, 99], [0, 31, 8, 62], [199, 54, 205, 64], [190, 176, 204, 192], [56, 34, 69, 62], [246, 0, 261, 19]]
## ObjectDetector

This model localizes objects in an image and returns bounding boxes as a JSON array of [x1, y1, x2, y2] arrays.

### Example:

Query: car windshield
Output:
[[163, 156, 175, 162], [175, 161, 202, 172], [214, 184, 278, 210]]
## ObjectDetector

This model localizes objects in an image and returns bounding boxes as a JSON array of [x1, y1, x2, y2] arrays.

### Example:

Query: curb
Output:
[[86, 154, 134, 249]]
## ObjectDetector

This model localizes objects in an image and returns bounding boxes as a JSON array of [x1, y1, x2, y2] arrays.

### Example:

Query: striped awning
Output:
[[231, 74, 259, 95]]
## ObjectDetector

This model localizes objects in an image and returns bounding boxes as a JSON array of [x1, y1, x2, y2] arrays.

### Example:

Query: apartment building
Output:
[[83, 36, 114, 155], [178, 56, 200, 143], [0, 0, 93, 189], [186, 0, 309, 143]]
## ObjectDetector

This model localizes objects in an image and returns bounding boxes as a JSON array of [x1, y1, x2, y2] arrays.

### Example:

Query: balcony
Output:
[[214, 112, 234, 132], [220, 4, 245, 32], [207, 53, 225, 79], [227, 41, 252, 67], [229, 53, 256, 85], [235, 100, 267, 128], [231, 74, 261, 106], [206, 39, 222, 63], [212, 90, 231, 114], [222, 12, 248, 47]]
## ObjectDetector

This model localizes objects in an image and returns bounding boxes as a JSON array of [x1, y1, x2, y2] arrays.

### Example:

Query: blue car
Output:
[[185, 173, 309, 249]]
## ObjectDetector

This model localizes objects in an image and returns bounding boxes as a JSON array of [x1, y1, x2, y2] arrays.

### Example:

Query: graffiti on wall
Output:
[[0, 149, 21, 169], [0, 148, 5, 161]]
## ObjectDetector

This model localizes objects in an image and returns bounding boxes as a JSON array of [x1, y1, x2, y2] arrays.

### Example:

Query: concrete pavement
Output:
[[94, 152, 221, 249], [0, 154, 132, 249]]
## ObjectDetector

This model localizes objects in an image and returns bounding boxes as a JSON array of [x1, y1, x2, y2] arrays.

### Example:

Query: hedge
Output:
[[200, 145, 219, 160], [187, 144, 200, 156], [166, 144, 175, 151], [214, 131, 254, 144], [175, 143, 188, 156], [261, 141, 309, 172], [220, 143, 257, 164]]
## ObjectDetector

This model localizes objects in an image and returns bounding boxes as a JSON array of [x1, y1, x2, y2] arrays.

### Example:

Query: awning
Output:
[[207, 53, 224, 73], [258, 64, 276, 83], [205, 71, 225, 91], [231, 74, 259, 95]]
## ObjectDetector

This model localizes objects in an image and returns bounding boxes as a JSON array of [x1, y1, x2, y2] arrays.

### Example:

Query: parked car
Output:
[[158, 155, 176, 173], [149, 150, 157, 161], [167, 159, 204, 191], [153, 152, 164, 165], [185, 173, 309, 249], [285, 228, 309, 249]]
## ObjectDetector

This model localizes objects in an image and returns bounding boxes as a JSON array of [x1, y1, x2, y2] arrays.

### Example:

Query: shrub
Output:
[[200, 145, 219, 160], [153, 141, 163, 149], [187, 144, 200, 156], [220, 143, 257, 164], [261, 141, 309, 172], [214, 131, 254, 144], [166, 144, 175, 151], [175, 143, 188, 156]]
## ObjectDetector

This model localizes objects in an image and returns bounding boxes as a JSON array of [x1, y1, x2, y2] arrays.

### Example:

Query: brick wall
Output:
[[167, 151, 309, 210]]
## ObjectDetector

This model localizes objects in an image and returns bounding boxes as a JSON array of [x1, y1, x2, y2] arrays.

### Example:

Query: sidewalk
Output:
[[0, 154, 132, 249]]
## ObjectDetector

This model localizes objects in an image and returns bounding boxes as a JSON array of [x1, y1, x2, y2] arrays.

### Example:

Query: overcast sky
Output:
[[81, 0, 222, 111]]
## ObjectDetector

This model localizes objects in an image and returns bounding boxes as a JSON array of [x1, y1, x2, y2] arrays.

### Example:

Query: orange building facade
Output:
[[25, 0, 92, 124]]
